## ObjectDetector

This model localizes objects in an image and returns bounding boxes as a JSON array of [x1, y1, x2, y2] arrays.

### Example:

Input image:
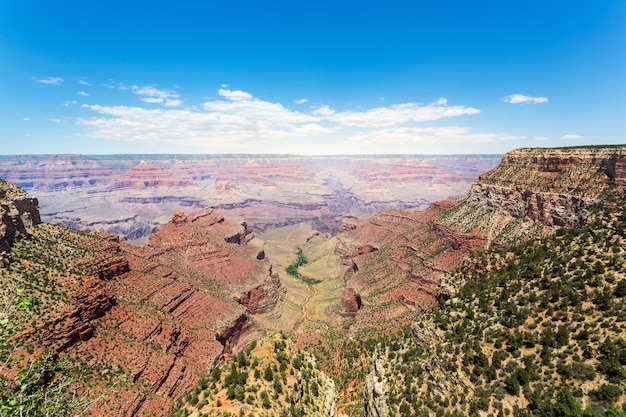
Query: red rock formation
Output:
[[19, 232, 126, 352], [0, 181, 41, 262], [237, 272, 285, 315], [214, 314, 251, 364], [0, 195, 285, 416], [72, 233, 130, 279], [66, 207, 285, 416], [335, 203, 476, 331], [113, 161, 196, 190], [469, 146, 626, 227], [343, 288, 362, 318], [0, 154, 116, 190]]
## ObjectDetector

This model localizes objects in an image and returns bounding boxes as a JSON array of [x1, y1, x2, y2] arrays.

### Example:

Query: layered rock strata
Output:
[[80, 208, 285, 415], [0, 179, 41, 264], [0, 181, 285, 416], [335, 202, 474, 331], [0, 154, 501, 241], [468, 146, 626, 227], [335, 146, 626, 332]]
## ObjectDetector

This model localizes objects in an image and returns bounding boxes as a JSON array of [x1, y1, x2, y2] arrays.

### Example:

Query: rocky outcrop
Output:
[[237, 270, 285, 314], [20, 230, 129, 352], [468, 146, 626, 227], [335, 203, 476, 331], [215, 314, 251, 364], [0, 180, 41, 264], [469, 183, 589, 227], [224, 221, 255, 245], [432, 219, 495, 252], [364, 358, 390, 417], [80, 207, 286, 415], [0, 201, 288, 417], [43, 278, 117, 351], [343, 288, 362, 317], [72, 233, 130, 279]]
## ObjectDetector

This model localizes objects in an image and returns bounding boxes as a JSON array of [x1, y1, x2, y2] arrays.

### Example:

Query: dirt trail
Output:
[[290, 281, 315, 337]]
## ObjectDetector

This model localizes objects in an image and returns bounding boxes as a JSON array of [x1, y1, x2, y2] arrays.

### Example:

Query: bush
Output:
[[591, 384, 623, 404]]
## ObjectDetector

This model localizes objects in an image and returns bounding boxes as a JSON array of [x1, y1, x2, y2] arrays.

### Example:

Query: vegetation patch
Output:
[[171, 333, 336, 417], [286, 247, 321, 285]]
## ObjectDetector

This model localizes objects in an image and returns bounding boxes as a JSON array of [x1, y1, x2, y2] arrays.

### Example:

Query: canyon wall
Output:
[[5, 146, 626, 416], [0, 179, 41, 264], [335, 146, 626, 335], [0, 179, 286, 416], [0, 154, 501, 242], [468, 146, 626, 227]]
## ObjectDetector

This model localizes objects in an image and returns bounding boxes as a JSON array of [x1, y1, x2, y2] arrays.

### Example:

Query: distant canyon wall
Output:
[[0, 154, 502, 242]]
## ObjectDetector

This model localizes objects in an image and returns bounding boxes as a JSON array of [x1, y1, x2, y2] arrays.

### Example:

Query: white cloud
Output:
[[49, 118, 62, 123], [218, 88, 253, 101], [327, 100, 480, 128], [165, 98, 182, 107], [561, 134, 583, 140], [64, 100, 78, 107], [131, 85, 182, 106], [79, 100, 331, 147], [535, 136, 548, 141], [295, 98, 308, 104], [504, 94, 548, 104], [78, 91, 89, 96], [23, 117, 30, 121], [77, 87, 501, 151], [347, 126, 524, 145], [37, 77, 64, 85], [78, 80, 91, 86], [312, 105, 335, 116]]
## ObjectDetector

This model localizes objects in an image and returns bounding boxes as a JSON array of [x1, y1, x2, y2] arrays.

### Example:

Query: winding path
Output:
[[291, 281, 314, 337]]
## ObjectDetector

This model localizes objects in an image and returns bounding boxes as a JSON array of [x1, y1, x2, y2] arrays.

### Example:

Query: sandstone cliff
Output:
[[468, 146, 626, 227], [0, 179, 41, 264], [0, 178, 286, 417], [76, 208, 286, 415], [333, 146, 626, 336]]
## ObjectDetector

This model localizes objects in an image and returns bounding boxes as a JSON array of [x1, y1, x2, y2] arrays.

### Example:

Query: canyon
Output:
[[0, 154, 501, 243], [2, 146, 626, 416]]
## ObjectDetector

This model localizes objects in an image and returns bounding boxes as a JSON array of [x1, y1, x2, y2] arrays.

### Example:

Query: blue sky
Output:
[[1, 1, 625, 155]]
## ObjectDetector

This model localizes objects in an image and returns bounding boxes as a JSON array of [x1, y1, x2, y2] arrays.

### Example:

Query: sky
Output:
[[1, 1, 625, 155]]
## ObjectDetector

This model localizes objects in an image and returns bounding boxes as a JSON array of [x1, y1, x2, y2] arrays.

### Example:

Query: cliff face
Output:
[[78, 208, 285, 415], [0, 178, 285, 417], [335, 202, 473, 333], [364, 358, 389, 417], [468, 146, 626, 227], [333, 147, 626, 336], [0, 179, 41, 264]]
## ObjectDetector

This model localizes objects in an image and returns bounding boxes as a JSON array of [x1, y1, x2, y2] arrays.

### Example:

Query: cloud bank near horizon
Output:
[[75, 86, 528, 152]]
